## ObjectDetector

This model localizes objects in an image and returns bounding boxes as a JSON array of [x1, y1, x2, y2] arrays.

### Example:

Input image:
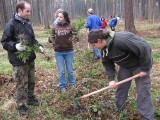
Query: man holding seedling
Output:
[[1, 1, 44, 115], [87, 30, 154, 120]]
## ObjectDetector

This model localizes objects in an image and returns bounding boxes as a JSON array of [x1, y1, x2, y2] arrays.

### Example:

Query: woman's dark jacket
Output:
[[102, 32, 152, 81], [1, 15, 39, 66]]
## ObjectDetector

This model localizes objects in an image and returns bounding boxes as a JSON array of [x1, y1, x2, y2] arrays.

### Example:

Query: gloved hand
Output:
[[15, 43, 26, 51], [39, 46, 45, 53]]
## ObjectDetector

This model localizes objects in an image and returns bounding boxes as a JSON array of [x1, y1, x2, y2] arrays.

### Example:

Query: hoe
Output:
[[74, 74, 140, 107]]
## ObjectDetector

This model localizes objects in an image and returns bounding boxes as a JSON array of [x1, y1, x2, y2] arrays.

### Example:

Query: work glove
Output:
[[15, 43, 26, 51], [39, 46, 45, 53]]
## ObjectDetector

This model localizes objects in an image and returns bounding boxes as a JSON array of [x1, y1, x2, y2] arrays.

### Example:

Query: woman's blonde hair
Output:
[[55, 9, 63, 18]]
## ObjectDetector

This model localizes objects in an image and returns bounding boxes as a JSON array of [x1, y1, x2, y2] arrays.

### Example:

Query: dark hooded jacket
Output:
[[102, 32, 152, 80], [1, 15, 40, 66]]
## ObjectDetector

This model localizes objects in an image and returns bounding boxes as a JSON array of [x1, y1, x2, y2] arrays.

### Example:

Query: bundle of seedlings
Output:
[[15, 34, 40, 63]]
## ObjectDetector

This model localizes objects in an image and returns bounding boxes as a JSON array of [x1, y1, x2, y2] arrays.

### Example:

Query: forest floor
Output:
[[0, 20, 160, 120]]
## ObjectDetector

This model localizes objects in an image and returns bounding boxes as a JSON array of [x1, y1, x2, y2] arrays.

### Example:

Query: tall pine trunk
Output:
[[0, 0, 6, 29], [124, 0, 136, 33]]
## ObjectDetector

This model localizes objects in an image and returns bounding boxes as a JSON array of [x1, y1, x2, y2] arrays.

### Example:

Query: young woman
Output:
[[51, 11, 76, 92]]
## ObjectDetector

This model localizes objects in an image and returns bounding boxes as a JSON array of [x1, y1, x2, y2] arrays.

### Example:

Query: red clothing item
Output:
[[100, 20, 107, 29]]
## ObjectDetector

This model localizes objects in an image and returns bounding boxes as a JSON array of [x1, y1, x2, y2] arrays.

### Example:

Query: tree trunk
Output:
[[148, 0, 154, 21], [154, 0, 160, 20], [0, 0, 6, 29], [85, 0, 89, 12], [0, 0, 160, 28], [42, 0, 50, 29], [124, 0, 136, 33], [113, 0, 115, 16]]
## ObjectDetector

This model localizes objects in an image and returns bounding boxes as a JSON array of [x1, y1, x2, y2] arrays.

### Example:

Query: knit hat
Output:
[[88, 30, 104, 43]]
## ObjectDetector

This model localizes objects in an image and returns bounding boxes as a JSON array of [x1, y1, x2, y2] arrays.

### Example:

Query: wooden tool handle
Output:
[[78, 74, 140, 99]]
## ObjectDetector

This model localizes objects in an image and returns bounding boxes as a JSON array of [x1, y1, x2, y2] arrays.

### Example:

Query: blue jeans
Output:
[[55, 51, 75, 88], [93, 47, 101, 59]]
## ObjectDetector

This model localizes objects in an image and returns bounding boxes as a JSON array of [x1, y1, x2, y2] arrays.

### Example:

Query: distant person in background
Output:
[[85, 8, 102, 60], [100, 17, 107, 31], [51, 11, 77, 92], [109, 16, 120, 31]]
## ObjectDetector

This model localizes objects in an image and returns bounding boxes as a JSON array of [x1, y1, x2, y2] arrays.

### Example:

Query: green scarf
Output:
[[102, 31, 115, 57], [106, 30, 115, 47]]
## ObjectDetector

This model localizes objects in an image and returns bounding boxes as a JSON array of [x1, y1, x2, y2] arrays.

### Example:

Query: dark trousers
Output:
[[13, 62, 35, 106], [116, 66, 154, 120]]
